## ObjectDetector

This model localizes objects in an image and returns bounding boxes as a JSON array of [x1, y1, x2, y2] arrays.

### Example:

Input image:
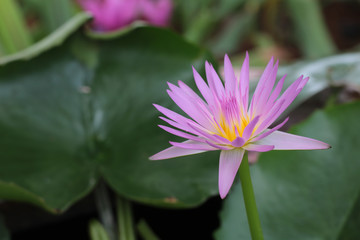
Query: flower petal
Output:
[[250, 56, 274, 106], [242, 116, 260, 141], [158, 125, 204, 142], [254, 61, 279, 115], [252, 117, 289, 142], [243, 144, 274, 152], [239, 52, 249, 111], [154, 104, 193, 128], [231, 137, 245, 148], [207, 63, 225, 99], [256, 130, 331, 150], [188, 122, 232, 145], [170, 140, 217, 150], [192, 67, 215, 106], [219, 149, 245, 199], [266, 74, 286, 108], [206, 141, 233, 150], [167, 89, 214, 130], [224, 54, 236, 94], [150, 140, 209, 160]]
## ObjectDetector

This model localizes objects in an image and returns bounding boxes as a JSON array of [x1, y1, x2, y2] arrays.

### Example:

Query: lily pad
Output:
[[0, 25, 219, 212], [215, 101, 360, 239]]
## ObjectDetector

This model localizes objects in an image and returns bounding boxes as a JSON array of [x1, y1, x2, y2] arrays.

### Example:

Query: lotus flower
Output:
[[78, 0, 173, 32], [150, 53, 330, 199]]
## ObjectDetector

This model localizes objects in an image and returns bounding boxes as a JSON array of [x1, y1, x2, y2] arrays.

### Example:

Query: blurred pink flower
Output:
[[150, 53, 330, 199], [78, 0, 173, 32]]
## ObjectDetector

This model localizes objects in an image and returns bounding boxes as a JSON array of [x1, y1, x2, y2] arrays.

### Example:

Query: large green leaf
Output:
[[0, 43, 98, 212], [92, 28, 218, 207], [215, 101, 360, 239], [0, 26, 219, 212]]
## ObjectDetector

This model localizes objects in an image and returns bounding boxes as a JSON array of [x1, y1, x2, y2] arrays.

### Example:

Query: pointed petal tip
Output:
[[314, 141, 331, 150], [219, 191, 227, 199], [177, 80, 185, 86], [149, 153, 163, 161], [167, 81, 176, 88], [153, 104, 163, 111], [166, 89, 172, 96], [320, 142, 332, 149]]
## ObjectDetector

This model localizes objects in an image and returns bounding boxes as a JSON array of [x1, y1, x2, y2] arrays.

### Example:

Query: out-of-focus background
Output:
[[2, 0, 360, 61]]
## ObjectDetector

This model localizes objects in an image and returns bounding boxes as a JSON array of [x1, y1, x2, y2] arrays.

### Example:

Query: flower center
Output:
[[213, 96, 250, 141]]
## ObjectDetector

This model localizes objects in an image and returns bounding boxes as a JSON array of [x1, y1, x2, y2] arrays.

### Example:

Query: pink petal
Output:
[[242, 116, 260, 141], [250, 57, 274, 107], [263, 76, 308, 127], [266, 74, 286, 107], [188, 122, 231, 145], [254, 61, 279, 115], [170, 140, 217, 150], [274, 77, 309, 119], [167, 89, 214, 130], [239, 52, 249, 112], [206, 141, 233, 150], [150, 143, 207, 160], [175, 81, 215, 125], [243, 144, 274, 152], [231, 137, 245, 148], [159, 117, 192, 133], [224, 54, 236, 94], [154, 104, 190, 126], [192, 67, 215, 107], [256, 131, 331, 150], [177, 80, 208, 108], [154, 104, 200, 133], [219, 149, 245, 199], [252, 117, 289, 142], [158, 125, 204, 142], [206, 62, 225, 100], [254, 99, 285, 136]]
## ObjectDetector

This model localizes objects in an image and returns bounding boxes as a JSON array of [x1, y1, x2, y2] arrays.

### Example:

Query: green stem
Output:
[[239, 155, 264, 240], [89, 219, 111, 240], [94, 182, 117, 240], [117, 195, 136, 240], [137, 219, 160, 240]]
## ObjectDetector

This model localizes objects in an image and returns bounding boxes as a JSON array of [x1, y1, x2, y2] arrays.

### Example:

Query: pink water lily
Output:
[[150, 53, 330, 199], [78, 0, 173, 32]]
